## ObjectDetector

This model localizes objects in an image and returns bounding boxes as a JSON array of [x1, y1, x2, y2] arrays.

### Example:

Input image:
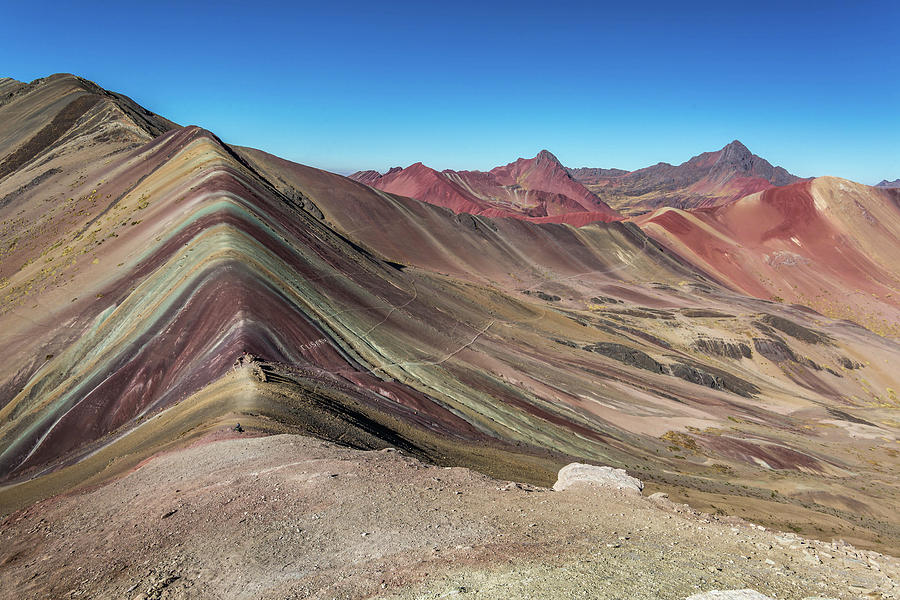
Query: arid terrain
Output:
[[1, 73, 898, 598], [2, 432, 898, 600]]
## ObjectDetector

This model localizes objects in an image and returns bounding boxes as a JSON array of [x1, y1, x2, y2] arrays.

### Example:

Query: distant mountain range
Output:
[[569, 140, 801, 214], [876, 178, 900, 188], [351, 149, 620, 226], [352, 140, 802, 220]]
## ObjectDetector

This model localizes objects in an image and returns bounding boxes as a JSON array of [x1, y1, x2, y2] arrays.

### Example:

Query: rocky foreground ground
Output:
[[1, 431, 897, 600]]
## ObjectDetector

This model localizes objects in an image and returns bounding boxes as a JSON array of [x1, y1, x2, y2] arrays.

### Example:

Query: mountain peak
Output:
[[534, 149, 562, 165], [349, 169, 383, 185], [720, 139, 751, 159]]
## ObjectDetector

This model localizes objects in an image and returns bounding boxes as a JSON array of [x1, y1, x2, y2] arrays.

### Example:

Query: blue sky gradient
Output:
[[2, 0, 898, 183]]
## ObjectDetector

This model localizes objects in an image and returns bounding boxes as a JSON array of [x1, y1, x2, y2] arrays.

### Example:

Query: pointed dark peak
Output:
[[719, 140, 752, 160], [723, 139, 749, 151], [533, 149, 564, 166], [712, 140, 758, 170], [705, 140, 800, 186], [876, 178, 900, 188]]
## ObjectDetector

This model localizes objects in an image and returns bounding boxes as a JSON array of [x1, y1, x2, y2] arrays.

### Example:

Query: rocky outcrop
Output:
[[758, 314, 831, 345], [678, 362, 760, 397], [753, 338, 797, 363], [566, 166, 629, 183], [838, 356, 862, 370], [523, 290, 560, 302], [552, 463, 643, 495], [583, 343, 758, 396], [692, 337, 752, 359], [669, 363, 727, 390], [798, 356, 822, 371], [583, 342, 666, 373], [280, 185, 324, 220], [681, 309, 735, 318]]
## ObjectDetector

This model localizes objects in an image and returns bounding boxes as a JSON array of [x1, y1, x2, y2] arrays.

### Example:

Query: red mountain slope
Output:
[[636, 178, 900, 336], [350, 150, 620, 224]]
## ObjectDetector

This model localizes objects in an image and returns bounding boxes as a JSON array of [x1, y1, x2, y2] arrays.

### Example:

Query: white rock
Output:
[[552, 463, 643, 495], [685, 591, 773, 600]]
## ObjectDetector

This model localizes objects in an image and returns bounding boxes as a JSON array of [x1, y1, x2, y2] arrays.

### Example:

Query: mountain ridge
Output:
[[2, 73, 900, 569], [349, 150, 621, 224], [353, 140, 802, 219], [567, 139, 801, 214]]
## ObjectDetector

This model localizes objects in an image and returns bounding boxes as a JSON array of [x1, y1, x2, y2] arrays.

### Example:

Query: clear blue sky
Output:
[[2, 0, 898, 183]]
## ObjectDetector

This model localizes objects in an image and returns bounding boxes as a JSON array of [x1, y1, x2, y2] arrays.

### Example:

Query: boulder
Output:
[[552, 463, 643, 495]]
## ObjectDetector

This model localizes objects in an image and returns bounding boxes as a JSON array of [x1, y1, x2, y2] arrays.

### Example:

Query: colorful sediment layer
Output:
[[636, 179, 900, 337], [1, 75, 899, 554]]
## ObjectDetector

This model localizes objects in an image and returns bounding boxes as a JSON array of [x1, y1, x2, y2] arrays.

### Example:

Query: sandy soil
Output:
[[1, 431, 896, 600]]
